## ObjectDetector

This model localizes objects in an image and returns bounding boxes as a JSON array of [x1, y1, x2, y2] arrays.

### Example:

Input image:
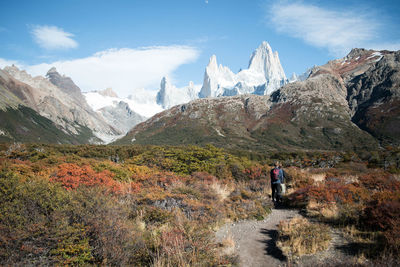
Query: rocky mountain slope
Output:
[[0, 70, 92, 144], [83, 87, 147, 134], [116, 48, 400, 150], [98, 100, 146, 134], [0, 66, 120, 143]]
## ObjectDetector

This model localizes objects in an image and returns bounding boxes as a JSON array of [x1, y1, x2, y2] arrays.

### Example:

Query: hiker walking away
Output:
[[270, 162, 283, 203]]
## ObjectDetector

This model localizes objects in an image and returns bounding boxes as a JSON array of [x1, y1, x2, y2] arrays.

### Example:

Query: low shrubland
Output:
[[1, 143, 398, 265], [0, 143, 272, 266]]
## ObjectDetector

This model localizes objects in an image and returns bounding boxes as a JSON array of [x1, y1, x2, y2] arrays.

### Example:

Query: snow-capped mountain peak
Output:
[[198, 41, 287, 98], [247, 41, 287, 93], [248, 41, 274, 72]]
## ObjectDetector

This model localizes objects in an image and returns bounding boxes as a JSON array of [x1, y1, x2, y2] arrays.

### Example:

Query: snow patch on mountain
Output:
[[84, 89, 161, 118]]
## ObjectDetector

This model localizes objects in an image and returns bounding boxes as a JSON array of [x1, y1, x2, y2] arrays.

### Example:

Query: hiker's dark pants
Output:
[[271, 183, 281, 202]]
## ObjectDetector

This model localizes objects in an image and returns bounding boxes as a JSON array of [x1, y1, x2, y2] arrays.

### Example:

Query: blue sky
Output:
[[0, 0, 399, 97]]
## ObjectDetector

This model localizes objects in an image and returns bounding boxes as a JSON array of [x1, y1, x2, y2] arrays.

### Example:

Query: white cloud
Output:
[[25, 45, 199, 97], [0, 58, 21, 68], [268, 2, 381, 56], [31, 25, 78, 50]]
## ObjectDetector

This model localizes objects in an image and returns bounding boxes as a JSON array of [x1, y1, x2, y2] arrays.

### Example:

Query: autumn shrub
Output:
[[152, 210, 220, 267], [277, 217, 332, 258], [93, 161, 132, 182], [284, 167, 313, 191], [358, 173, 400, 191], [68, 187, 148, 266], [0, 167, 151, 266], [0, 170, 83, 265], [51, 163, 140, 194], [362, 192, 400, 256]]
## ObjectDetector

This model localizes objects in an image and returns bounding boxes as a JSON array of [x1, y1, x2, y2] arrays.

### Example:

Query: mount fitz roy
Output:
[[200, 41, 287, 98], [156, 41, 289, 109]]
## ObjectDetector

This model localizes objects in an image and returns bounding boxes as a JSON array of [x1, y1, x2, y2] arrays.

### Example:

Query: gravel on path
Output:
[[215, 208, 300, 267]]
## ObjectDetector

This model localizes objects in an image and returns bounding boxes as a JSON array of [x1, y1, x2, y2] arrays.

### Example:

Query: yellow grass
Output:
[[277, 217, 332, 258]]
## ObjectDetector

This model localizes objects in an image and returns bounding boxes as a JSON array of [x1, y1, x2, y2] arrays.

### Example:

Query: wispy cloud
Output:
[[31, 25, 78, 50], [23, 45, 199, 97], [267, 1, 390, 56]]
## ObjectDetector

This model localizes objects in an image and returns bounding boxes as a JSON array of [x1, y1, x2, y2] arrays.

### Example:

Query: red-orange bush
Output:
[[242, 165, 265, 180], [363, 192, 400, 232], [51, 163, 140, 194], [363, 194, 400, 254], [358, 173, 400, 191], [288, 181, 369, 206]]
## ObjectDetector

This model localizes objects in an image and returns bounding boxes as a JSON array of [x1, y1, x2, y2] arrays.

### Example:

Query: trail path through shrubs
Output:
[[216, 208, 300, 267]]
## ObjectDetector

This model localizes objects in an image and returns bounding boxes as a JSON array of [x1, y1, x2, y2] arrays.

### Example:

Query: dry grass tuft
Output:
[[219, 234, 236, 256], [306, 200, 339, 220], [310, 173, 326, 183], [209, 179, 233, 201], [277, 217, 332, 259]]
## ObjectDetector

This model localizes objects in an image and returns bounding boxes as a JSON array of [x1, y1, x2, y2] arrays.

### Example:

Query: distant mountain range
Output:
[[115, 48, 400, 151], [1, 42, 399, 150]]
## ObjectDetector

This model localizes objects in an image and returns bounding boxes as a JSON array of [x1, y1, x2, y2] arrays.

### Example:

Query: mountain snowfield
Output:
[[84, 89, 163, 118]]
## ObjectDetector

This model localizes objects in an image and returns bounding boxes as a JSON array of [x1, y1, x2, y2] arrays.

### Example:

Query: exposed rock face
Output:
[[117, 48, 400, 150], [2, 66, 120, 143], [345, 50, 400, 144], [302, 48, 400, 145], [98, 101, 146, 134], [46, 67, 83, 104], [0, 69, 29, 110]]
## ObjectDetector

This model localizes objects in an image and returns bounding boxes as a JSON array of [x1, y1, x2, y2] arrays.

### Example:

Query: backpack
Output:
[[272, 168, 281, 181]]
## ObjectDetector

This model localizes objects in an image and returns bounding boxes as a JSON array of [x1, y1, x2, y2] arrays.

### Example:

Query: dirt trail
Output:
[[216, 208, 300, 267]]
